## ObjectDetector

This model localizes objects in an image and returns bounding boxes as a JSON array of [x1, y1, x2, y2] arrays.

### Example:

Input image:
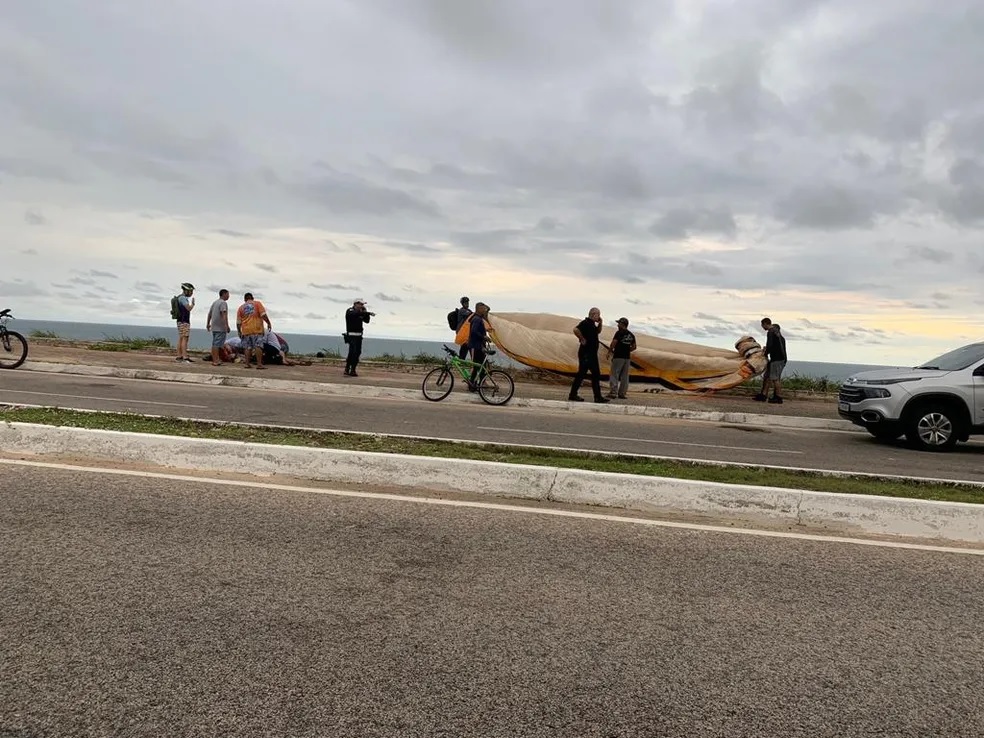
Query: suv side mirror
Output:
[[975, 364, 984, 377]]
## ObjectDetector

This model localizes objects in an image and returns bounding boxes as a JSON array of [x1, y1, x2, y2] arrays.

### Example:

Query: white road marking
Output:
[[477, 426, 804, 454], [0, 389, 206, 409], [2, 458, 981, 556]]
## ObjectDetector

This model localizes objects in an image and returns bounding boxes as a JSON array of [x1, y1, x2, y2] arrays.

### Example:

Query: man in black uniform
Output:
[[343, 299, 375, 377], [568, 307, 610, 403]]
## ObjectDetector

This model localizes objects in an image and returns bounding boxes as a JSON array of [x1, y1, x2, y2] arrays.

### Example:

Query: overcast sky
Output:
[[3, 0, 983, 364]]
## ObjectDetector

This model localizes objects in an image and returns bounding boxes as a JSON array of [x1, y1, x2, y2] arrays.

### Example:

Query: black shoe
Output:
[[349, 371, 359, 378], [568, 396, 584, 402], [753, 394, 767, 401], [594, 397, 610, 404], [768, 396, 783, 404]]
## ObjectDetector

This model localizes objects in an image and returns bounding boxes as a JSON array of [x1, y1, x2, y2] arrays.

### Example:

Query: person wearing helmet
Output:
[[175, 282, 195, 363]]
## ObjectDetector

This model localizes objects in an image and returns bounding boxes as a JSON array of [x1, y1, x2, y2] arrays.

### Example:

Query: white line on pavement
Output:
[[3, 458, 980, 556], [0, 390, 206, 409], [477, 426, 804, 454]]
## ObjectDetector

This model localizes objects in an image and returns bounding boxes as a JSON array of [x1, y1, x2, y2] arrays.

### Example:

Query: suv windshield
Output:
[[916, 343, 984, 371]]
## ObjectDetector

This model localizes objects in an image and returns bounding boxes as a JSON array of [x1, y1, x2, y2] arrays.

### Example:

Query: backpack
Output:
[[447, 309, 458, 331], [170, 296, 180, 320]]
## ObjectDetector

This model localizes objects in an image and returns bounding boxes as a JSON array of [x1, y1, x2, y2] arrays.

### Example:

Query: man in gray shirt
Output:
[[206, 289, 231, 366]]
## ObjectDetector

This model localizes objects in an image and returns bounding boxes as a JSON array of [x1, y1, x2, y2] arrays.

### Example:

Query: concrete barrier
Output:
[[3, 422, 980, 545], [23, 360, 854, 432]]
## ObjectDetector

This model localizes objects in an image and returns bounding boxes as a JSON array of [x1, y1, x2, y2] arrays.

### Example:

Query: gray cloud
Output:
[[773, 185, 894, 231], [21, 248, 39, 256], [293, 165, 440, 217], [90, 269, 118, 279], [304, 312, 327, 320], [214, 228, 251, 238], [650, 207, 737, 240], [908, 246, 954, 263], [310, 282, 360, 291], [285, 291, 309, 299], [256, 263, 277, 273], [24, 209, 46, 226], [0, 280, 47, 297], [0, 156, 76, 182], [374, 292, 403, 302]]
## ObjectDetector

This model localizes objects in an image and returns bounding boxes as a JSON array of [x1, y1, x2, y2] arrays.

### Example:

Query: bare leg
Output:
[[254, 348, 266, 369]]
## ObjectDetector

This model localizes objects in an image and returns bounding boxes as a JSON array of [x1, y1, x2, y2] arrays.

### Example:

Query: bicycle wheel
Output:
[[478, 369, 514, 406], [0, 330, 28, 369], [422, 366, 454, 401]]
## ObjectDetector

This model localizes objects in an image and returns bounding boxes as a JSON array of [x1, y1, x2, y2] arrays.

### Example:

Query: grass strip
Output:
[[3, 406, 982, 505]]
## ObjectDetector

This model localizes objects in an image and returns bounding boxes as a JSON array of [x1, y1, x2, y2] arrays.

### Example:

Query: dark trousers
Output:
[[346, 336, 363, 371], [569, 348, 603, 399], [469, 345, 486, 385], [458, 343, 469, 360]]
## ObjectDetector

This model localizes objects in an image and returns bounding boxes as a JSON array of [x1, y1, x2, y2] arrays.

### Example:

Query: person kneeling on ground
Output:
[[259, 330, 309, 366]]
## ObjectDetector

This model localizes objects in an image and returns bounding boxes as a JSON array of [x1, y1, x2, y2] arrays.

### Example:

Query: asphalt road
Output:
[[2, 462, 982, 738], [1, 371, 982, 482]]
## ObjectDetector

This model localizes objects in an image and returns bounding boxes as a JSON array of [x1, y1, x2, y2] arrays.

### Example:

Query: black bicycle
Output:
[[0, 308, 28, 369], [422, 345, 515, 406]]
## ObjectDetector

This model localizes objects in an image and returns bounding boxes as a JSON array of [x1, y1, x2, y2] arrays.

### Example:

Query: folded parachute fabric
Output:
[[487, 312, 768, 392]]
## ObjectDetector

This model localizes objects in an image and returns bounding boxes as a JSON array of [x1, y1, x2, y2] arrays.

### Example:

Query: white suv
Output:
[[838, 342, 984, 451]]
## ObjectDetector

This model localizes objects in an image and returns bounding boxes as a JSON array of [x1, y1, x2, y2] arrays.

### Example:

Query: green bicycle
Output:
[[422, 345, 515, 406]]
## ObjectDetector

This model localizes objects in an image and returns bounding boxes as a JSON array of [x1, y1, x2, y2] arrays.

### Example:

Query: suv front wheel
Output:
[[904, 403, 962, 451]]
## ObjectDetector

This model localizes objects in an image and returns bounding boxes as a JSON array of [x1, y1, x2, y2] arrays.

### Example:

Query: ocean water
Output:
[[13, 319, 896, 380]]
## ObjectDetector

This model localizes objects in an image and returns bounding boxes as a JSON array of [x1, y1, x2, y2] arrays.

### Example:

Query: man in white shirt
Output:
[[206, 289, 230, 366]]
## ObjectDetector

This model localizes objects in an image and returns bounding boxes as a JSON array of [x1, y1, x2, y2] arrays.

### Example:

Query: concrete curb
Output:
[[23, 360, 854, 433], [2, 422, 980, 545]]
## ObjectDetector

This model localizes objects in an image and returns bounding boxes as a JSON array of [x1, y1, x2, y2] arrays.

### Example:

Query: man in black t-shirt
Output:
[[754, 317, 788, 404], [607, 317, 637, 399], [568, 307, 610, 403]]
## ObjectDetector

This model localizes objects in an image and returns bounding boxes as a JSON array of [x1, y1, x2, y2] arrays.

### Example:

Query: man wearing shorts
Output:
[[755, 317, 787, 404], [175, 282, 195, 363], [236, 292, 272, 369], [206, 289, 230, 366]]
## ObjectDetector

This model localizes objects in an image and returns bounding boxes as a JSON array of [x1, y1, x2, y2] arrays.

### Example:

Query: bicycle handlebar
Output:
[[442, 344, 458, 356], [0, 309, 11, 318]]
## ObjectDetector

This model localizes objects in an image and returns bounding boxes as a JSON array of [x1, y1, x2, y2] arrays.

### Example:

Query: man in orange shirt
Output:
[[236, 292, 272, 369]]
